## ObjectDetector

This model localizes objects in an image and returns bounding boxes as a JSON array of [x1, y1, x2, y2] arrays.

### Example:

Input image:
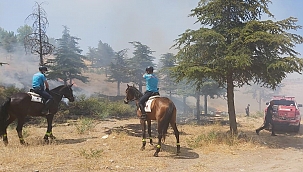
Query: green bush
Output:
[[64, 94, 134, 118], [0, 85, 25, 104], [0, 85, 135, 119]]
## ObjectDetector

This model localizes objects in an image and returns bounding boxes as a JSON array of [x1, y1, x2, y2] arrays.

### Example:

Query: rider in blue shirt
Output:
[[138, 66, 159, 120], [32, 66, 53, 115]]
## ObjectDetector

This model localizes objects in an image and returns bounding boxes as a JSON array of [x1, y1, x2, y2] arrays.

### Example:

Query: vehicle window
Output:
[[273, 100, 295, 106]]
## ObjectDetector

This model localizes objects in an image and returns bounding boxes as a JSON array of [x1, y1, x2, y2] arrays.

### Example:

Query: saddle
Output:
[[28, 89, 43, 103], [151, 92, 160, 97], [144, 95, 161, 112]]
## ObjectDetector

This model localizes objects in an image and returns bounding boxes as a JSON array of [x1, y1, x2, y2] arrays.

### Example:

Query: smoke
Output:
[[0, 46, 37, 89]]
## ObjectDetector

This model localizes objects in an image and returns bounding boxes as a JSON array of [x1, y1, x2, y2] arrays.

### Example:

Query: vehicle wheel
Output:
[[294, 123, 300, 133]]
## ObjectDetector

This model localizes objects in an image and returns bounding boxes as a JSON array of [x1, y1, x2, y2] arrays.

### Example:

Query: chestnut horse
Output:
[[123, 84, 180, 157], [0, 84, 75, 145]]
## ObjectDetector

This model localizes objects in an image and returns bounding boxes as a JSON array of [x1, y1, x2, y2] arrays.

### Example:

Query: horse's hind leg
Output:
[[154, 132, 163, 157], [2, 116, 17, 146], [140, 119, 147, 150], [16, 117, 26, 145], [147, 120, 153, 145], [171, 122, 181, 155]]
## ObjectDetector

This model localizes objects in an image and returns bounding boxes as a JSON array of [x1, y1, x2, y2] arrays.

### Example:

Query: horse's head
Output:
[[59, 84, 75, 102], [124, 84, 140, 104]]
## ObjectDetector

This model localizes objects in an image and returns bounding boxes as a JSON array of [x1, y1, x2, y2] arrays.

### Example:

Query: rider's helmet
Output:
[[39, 66, 48, 72], [146, 66, 154, 73]]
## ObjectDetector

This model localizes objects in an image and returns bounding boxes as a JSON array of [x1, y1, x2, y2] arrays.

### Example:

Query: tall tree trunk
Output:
[[117, 80, 121, 96], [38, 4, 43, 66], [204, 94, 208, 115], [258, 90, 262, 112], [139, 80, 143, 92], [196, 92, 200, 122], [226, 0, 237, 134], [227, 73, 237, 134], [183, 95, 187, 114]]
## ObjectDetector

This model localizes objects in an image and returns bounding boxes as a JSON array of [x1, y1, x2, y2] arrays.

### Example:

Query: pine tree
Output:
[[159, 53, 178, 97], [47, 26, 88, 85], [172, 0, 303, 134], [128, 41, 156, 92], [107, 49, 130, 96]]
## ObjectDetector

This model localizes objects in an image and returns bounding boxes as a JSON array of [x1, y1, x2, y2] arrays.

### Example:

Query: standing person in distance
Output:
[[32, 66, 53, 115], [138, 66, 159, 120], [245, 104, 250, 116], [256, 100, 277, 136]]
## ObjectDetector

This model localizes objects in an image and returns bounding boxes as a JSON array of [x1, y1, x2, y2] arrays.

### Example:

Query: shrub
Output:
[[186, 128, 253, 149], [79, 148, 103, 159], [76, 117, 95, 134], [0, 85, 25, 104], [64, 94, 134, 118]]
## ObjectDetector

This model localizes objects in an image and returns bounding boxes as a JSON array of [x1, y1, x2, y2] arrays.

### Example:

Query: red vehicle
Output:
[[265, 96, 302, 132]]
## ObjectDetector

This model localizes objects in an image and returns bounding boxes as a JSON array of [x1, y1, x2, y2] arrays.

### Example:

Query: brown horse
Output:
[[0, 84, 75, 145], [123, 84, 180, 157]]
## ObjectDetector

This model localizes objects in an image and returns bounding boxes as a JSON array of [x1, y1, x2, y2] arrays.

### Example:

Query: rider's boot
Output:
[[41, 99, 52, 115], [139, 104, 147, 120]]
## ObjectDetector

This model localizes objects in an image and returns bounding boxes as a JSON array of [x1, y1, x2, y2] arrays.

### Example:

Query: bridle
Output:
[[124, 86, 142, 103], [51, 85, 74, 101]]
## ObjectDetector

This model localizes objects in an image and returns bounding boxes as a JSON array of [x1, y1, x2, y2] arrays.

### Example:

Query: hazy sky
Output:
[[1, 0, 303, 59]]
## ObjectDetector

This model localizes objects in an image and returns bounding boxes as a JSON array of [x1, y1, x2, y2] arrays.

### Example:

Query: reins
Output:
[[50, 85, 73, 100], [129, 87, 143, 101], [49, 90, 62, 96]]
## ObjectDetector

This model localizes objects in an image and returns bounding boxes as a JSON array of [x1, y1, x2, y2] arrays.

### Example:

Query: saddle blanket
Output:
[[144, 95, 160, 112], [27, 92, 43, 103]]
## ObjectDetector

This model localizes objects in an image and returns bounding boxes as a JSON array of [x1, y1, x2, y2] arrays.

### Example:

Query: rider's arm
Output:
[[44, 80, 49, 90]]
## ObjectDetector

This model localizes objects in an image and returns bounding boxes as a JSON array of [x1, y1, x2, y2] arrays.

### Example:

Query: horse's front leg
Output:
[[16, 118, 26, 145], [140, 119, 147, 151], [147, 120, 153, 145], [44, 114, 56, 142]]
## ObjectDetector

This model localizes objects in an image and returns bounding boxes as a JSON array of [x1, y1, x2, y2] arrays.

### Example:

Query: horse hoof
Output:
[[44, 139, 50, 144], [140, 146, 145, 151], [50, 135, 56, 139], [4, 141, 8, 146], [153, 152, 158, 157]]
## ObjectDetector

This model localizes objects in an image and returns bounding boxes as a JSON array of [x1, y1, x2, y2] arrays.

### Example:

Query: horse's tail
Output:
[[0, 98, 10, 134], [159, 100, 175, 142]]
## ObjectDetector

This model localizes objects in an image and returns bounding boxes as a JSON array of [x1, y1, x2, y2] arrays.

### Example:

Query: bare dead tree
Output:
[[24, 1, 54, 66]]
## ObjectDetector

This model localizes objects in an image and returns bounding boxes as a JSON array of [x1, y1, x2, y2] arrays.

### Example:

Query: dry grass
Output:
[[0, 115, 282, 172]]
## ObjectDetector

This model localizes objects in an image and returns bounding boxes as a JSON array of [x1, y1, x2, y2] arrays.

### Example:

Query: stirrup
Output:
[[140, 114, 147, 120]]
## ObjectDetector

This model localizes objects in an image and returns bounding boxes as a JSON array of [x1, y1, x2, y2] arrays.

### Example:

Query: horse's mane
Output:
[[128, 86, 143, 98], [51, 85, 66, 92]]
